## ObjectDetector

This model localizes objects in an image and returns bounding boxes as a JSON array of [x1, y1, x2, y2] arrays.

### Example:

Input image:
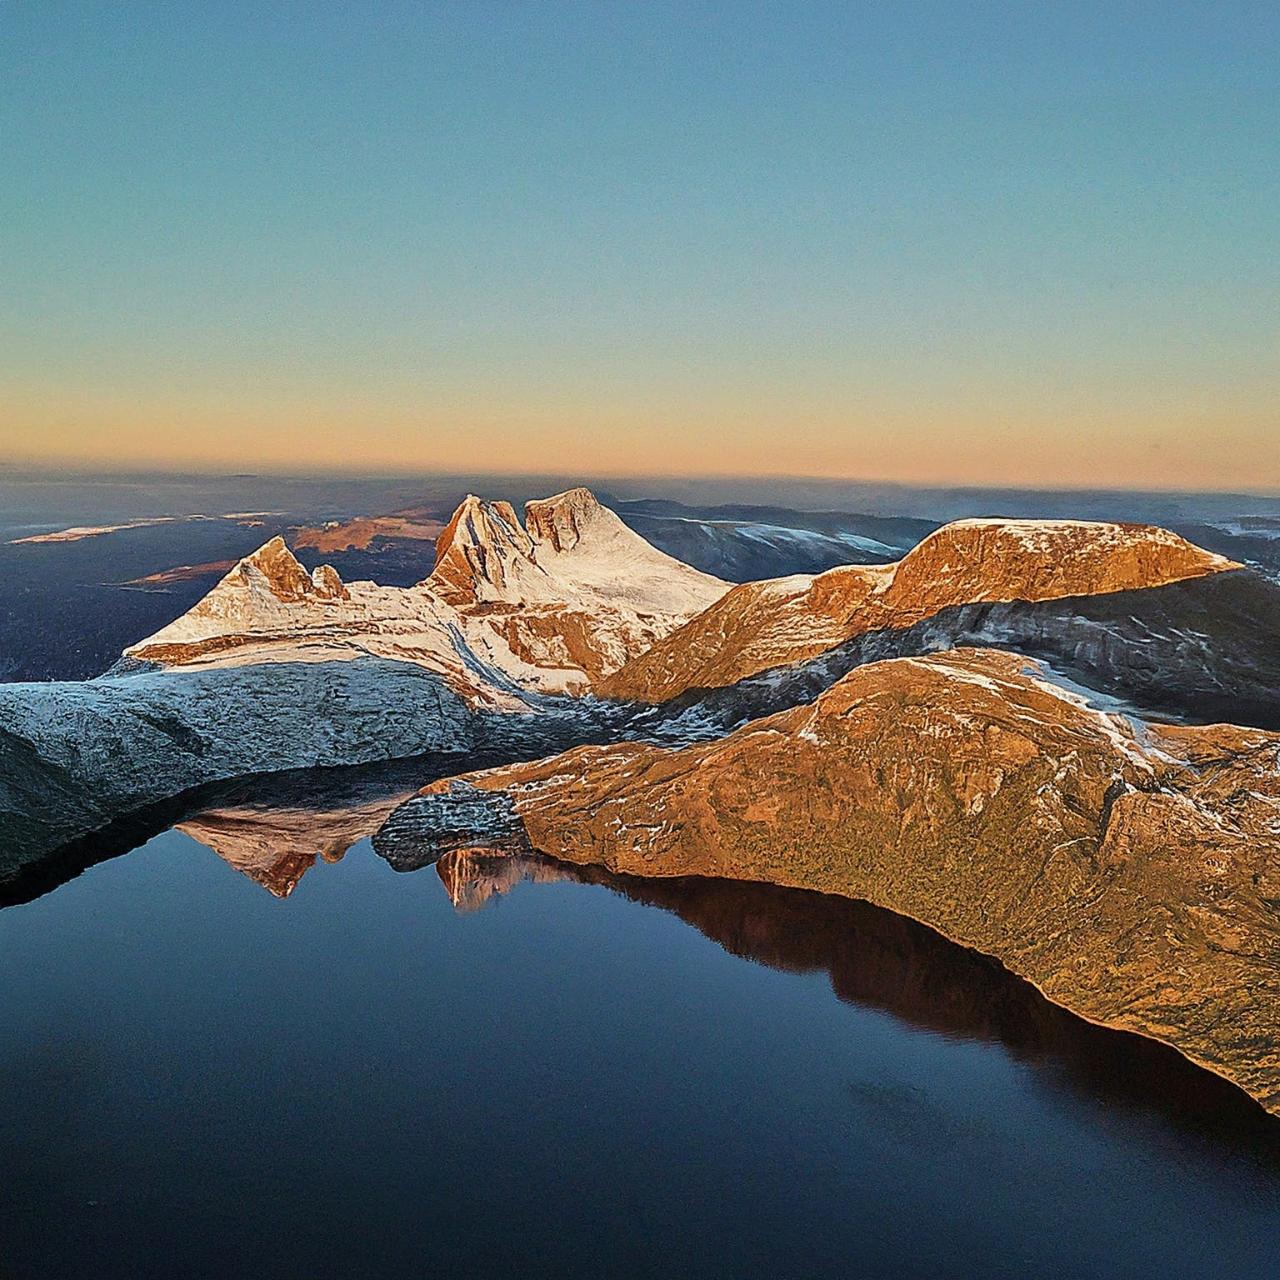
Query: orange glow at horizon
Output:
[[6, 4, 1279, 498], [3, 388, 1277, 493]]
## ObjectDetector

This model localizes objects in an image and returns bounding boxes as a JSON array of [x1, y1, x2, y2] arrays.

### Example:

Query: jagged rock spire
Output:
[[235, 536, 348, 603]]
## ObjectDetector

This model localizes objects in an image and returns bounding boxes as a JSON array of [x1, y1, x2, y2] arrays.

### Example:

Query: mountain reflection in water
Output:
[[3, 776, 1280, 1280], [7, 769, 1280, 1158], [0, 756, 446, 907], [430, 848, 1280, 1151]]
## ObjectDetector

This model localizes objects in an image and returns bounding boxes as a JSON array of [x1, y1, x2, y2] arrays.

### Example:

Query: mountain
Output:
[[6, 510, 1271, 872], [10, 478, 1280, 686], [607, 497, 937, 581], [6, 490, 1280, 1118], [6, 494, 1279, 952], [429, 487, 727, 687], [125, 488, 726, 697], [0, 658, 542, 876], [121, 536, 518, 702], [432, 488, 721, 610], [598, 518, 1243, 704], [382, 647, 1280, 1116]]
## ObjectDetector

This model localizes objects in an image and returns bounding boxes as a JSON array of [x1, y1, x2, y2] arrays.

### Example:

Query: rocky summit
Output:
[[126, 486, 727, 696]]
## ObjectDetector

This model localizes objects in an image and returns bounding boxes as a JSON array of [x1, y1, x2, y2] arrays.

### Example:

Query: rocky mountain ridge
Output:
[[3, 490, 1279, 1118], [600, 518, 1239, 701]]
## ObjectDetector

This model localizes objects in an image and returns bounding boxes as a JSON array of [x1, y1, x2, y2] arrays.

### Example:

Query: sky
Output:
[[1, 2, 1277, 489]]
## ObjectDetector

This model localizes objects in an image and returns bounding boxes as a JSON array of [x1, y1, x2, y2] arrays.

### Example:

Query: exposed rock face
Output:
[[432, 848, 570, 912], [310, 563, 349, 600], [616, 568, 1280, 742], [0, 486, 730, 886], [429, 487, 730, 619], [123, 559, 517, 705], [861, 569, 1280, 730], [598, 567, 886, 702], [882, 518, 1232, 608], [429, 497, 540, 606], [393, 648, 1280, 1115], [126, 488, 727, 696], [524, 487, 598, 551], [170, 535, 352, 608], [6, 485, 1279, 1124], [600, 519, 1238, 702]]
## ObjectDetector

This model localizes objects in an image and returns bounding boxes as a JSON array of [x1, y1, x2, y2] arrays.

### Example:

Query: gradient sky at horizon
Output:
[[2, 2, 1277, 489]]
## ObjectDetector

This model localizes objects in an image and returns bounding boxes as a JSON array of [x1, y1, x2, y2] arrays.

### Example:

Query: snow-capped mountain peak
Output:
[[524, 486, 607, 552], [239, 536, 346, 601], [123, 488, 730, 700], [524, 487, 728, 616], [427, 486, 726, 619]]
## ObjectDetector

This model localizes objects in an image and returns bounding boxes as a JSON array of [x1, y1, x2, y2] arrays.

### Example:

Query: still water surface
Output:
[[1, 830, 1277, 1279]]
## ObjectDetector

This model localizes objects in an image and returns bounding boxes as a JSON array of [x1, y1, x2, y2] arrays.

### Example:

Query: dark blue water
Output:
[[1, 831, 1277, 1279]]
